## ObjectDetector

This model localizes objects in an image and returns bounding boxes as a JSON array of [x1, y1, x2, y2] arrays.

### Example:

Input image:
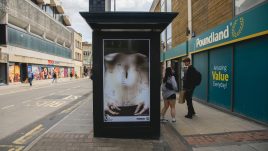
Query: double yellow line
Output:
[[0, 145, 24, 151], [13, 124, 44, 145]]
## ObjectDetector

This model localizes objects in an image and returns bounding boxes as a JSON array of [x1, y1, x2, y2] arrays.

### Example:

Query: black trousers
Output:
[[185, 89, 195, 116], [29, 78, 33, 86]]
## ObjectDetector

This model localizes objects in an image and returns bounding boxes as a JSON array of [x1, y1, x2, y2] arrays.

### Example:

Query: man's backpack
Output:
[[193, 68, 202, 86]]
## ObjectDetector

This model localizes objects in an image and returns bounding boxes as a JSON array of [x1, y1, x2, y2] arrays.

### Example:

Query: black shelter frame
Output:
[[80, 12, 177, 139]]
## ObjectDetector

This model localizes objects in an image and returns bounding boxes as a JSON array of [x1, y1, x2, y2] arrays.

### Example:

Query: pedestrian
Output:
[[182, 57, 197, 119], [52, 71, 57, 83], [70, 72, 73, 80], [90, 69, 93, 80], [28, 71, 34, 86], [161, 67, 178, 123]]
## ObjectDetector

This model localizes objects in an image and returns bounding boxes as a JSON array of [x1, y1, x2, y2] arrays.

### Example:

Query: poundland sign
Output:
[[189, 2, 268, 53], [196, 26, 230, 48]]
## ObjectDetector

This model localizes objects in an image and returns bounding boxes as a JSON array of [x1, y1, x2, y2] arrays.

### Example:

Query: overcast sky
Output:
[[61, 0, 153, 43]]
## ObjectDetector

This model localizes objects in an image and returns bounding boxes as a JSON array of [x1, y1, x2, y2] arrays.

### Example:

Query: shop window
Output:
[[235, 0, 267, 15]]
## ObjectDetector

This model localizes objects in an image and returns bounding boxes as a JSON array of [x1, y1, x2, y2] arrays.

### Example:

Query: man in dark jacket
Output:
[[183, 57, 196, 119]]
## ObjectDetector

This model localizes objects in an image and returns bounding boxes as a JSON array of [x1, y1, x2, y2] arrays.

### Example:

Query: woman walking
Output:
[[161, 67, 178, 122]]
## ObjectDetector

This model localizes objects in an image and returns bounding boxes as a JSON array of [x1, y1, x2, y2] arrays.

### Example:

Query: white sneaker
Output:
[[172, 118, 176, 123], [160, 118, 168, 123]]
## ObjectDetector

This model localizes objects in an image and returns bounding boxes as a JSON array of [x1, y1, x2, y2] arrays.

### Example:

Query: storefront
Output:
[[8, 62, 74, 83], [9, 62, 21, 83], [188, 3, 268, 124], [0, 52, 8, 85]]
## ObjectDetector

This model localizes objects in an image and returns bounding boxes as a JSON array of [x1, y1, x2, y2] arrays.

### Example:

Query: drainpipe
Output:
[[187, 0, 192, 41], [187, 0, 192, 60]]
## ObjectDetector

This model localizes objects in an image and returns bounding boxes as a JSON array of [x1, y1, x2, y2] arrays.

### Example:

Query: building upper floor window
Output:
[[75, 52, 82, 61], [235, 0, 267, 15], [160, 0, 172, 51], [75, 40, 82, 49], [83, 51, 90, 56]]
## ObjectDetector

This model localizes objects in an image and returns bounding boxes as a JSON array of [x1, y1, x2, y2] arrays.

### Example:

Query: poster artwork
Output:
[[103, 39, 150, 122]]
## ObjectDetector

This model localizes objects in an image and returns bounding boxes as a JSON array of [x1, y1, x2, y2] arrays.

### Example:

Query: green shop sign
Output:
[[189, 2, 268, 53], [212, 65, 229, 90], [161, 42, 187, 61]]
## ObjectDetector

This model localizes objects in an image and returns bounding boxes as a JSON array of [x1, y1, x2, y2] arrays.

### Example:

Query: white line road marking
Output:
[[22, 100, 32, 104], [73, 96, 81, 100], [35, 101, 66, 108], [63, 95, 72, 100], [35, 96, 44, 100], [73, 86, 81, 89], [49, 101, 65, 108], [2, 105, 15, 110], [36, 101, 49, 107]]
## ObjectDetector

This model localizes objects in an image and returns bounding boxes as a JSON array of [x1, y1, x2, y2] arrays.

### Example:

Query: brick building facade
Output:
[[150, 0, 268, 124]]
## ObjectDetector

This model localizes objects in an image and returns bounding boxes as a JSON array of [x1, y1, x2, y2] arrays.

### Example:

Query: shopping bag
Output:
[[178, 90, 186, 104]]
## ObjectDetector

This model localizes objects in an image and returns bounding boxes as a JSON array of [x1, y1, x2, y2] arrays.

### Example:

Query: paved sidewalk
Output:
[[162, 98, 268, 151], [24, 93, 268, 151], [25, 93, 189, 151]]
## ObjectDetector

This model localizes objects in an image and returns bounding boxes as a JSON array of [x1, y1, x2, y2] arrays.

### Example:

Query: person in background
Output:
[[182, 57, 196, 119], [28, 71, 34, 86], [52, 71, 57, 83], [161, 67, 178, 123], [70, 72, 73, 80]]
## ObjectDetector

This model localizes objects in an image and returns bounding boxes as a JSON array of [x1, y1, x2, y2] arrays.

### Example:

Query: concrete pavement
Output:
[[25, 92, 189, 151], [164, 99, 268, 151], [24, 91, 268, 151]]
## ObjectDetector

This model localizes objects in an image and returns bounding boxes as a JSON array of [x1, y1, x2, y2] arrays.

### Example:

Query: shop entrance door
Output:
[[0, 63, 7, 85], [20, 63, 28, 83]]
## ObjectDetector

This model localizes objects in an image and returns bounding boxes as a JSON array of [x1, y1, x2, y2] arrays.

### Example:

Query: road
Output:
[[0, 78, 92, 150]]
